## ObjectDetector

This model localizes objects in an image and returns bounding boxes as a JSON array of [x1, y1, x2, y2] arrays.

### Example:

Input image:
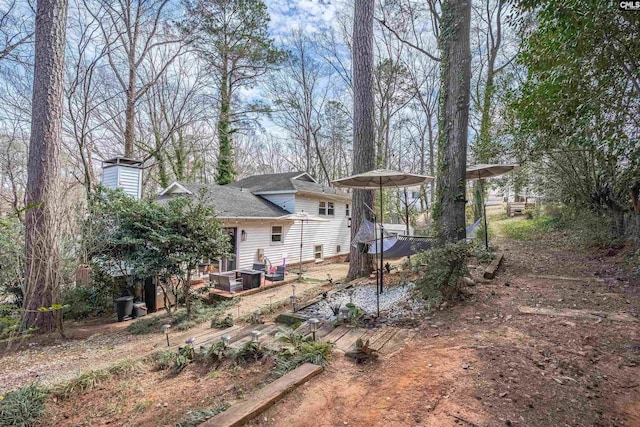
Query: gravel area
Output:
[[297, 282, 418, 320]]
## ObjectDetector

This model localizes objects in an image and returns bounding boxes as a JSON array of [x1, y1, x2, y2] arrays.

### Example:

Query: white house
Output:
[[159, 172, 352, 271]]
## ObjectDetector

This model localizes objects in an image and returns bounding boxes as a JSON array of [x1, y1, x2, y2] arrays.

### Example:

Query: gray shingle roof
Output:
[[159, 182, 289, 218], [231, 171, 349, 198]]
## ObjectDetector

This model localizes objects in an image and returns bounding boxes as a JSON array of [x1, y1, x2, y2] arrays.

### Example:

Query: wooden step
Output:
[[228, 324, 271, 348], [334, 328, 368, 352], [232, 324, 281, 349], [321, 326, 350, 344], [200, 363, 324, 427], [197, 325, 243, 350], [368, 328, 398, 352], [378, 329, 416, 355]]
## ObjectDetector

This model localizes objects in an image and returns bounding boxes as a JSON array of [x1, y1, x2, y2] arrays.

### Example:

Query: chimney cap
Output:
[[102, 157, 143, 168]]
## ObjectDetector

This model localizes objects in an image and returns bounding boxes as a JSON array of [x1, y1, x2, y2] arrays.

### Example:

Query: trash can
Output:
[[115, 296, 134, 322], [133, 302, 147, 318]]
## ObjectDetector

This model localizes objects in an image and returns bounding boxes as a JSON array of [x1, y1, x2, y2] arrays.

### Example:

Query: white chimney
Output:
[[101, 157, 143, 200]]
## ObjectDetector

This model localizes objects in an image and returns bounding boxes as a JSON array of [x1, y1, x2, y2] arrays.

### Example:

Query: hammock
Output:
[[359, 217, 484, 259]]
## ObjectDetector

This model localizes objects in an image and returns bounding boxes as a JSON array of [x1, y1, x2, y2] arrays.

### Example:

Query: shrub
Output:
[[411, 241, 473, 305], [274, 340, 332, 378], [154, 350, 178, 370], [0, 384, 49, 427], [232, 341, 268, 364]]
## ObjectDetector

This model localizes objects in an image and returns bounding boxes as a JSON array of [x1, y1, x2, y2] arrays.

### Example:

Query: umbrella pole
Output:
[[374, 214, 380, 318], [379, 181, 384, 294], [480, 174, 489, 250]]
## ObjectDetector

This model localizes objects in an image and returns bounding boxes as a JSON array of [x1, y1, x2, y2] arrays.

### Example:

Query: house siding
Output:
[[221, 195, 351, 270], [102, 165, 142, 200]]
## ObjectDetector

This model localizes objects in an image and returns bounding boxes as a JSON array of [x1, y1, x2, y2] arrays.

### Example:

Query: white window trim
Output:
[[318, 201, 326, 216], [271, 225, 284, 245], [327, 201, 335, 216], [314, 244, 323, 260]]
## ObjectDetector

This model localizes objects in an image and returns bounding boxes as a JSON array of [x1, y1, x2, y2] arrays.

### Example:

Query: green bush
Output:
[[274, 340, 332, 378], [0, 384, 49, 427], [411, 241, 472, 305]]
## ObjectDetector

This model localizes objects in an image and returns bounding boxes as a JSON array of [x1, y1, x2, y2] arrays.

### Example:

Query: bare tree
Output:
[[267, 31, 333, 182], [0, 1, 33, 62], [348, 0, 376, 280], [433, 0, 471, 243], [24, 0, 68, 331], [85, 0, 183, 156]]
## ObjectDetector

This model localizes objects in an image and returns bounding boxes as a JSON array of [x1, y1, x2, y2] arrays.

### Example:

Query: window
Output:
[[314, 245, 323, 260], [318, 201, 326, 215], [271, 225, 283, 243], [411, 191, 420, 199], [319, 201, 335, 216], [345, 204, 350, 216]]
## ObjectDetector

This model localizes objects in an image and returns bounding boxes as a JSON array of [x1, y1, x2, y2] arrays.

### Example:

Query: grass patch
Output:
[[0, 384, 49, 427], [126, 300, 237, 335], [499, 215, 563, 241], [176, 402, 230, 427], [51, 358, 142, 399]]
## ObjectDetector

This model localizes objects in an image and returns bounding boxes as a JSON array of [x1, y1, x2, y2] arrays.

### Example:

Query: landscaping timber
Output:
[[200, 363, 324, 427], [484, 252, 504, 279]]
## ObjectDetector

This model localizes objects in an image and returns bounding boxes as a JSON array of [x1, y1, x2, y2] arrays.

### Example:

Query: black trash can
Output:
[[133, 302, 147, 318], [115, 296, 134, 322]]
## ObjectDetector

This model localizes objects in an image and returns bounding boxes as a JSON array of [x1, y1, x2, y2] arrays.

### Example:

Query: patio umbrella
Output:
[[332, 169, 434, 315], [466, 164, 519, 250], [279, 211, 329, 277]]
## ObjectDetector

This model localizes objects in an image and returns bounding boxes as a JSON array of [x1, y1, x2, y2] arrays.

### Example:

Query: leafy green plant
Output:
[[411, 241, 473, 305], [176, 402, 230, 427], [202, 341, 228, 364], [0, 384, 49, 427], [344, 303, 364, 326], [154, 350, 177, 370], [173, 346, 195, 373], [274, 341, 332, 378], [232, 341, 268, 364]]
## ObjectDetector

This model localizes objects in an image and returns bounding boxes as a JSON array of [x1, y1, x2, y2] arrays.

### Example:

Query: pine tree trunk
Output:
[[348, 0, 375, 280], [24, 0, 68, 331], [216, 68, 236, 185], [434, 0, 471, 244]]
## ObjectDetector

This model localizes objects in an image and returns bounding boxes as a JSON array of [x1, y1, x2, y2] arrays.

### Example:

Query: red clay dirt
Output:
[[251, 232, 640, 427], [5, 220, 639, 426]]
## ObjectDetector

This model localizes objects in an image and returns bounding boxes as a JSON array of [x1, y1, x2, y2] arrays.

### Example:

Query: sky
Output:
[[264, 0, 346, 40]]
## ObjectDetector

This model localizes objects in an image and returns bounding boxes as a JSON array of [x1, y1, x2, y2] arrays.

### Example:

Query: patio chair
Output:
[[265, 265, 285, 283], [252, 262, 266, 273]]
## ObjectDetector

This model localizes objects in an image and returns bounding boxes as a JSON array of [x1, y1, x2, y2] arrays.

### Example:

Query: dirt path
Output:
[[0, 263, 346, 395], [254, 227, 640, 426]]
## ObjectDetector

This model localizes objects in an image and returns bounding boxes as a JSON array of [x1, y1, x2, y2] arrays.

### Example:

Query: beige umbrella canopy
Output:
[[279, 211, 329, 277], [466, 164, 519, 249], [467, 164, 519, 180], [333, 169, 434, 189], [332, 169, 434, 316]]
